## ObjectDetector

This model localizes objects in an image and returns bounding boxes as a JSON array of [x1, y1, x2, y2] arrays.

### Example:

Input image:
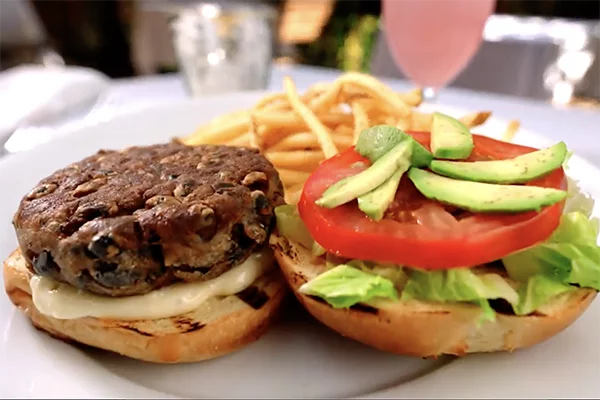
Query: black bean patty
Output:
[[13, 141, 284, 297]]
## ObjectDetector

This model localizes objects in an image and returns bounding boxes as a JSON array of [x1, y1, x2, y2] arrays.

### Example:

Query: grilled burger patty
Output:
[[13, 141, 284, 297]]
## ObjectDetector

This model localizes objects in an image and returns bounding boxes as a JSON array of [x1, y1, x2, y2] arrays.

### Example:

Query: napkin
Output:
[[0, 65, 110, 139]]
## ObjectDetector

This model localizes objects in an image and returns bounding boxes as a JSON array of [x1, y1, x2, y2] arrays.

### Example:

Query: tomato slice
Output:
[[298, 132, 566, 269]]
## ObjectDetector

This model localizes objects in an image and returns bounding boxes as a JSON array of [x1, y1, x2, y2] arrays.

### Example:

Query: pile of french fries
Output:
[[181, 72, 520, 204]]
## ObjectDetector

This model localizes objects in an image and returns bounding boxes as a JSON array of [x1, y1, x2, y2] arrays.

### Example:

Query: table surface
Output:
[[8, 64, 600, 166]]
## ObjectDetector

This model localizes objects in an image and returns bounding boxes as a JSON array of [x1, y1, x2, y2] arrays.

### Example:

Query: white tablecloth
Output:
[[9, 64, 600, 165]]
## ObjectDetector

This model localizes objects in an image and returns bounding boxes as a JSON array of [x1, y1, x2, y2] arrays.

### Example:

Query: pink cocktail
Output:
[[383, 0, 495, 99]]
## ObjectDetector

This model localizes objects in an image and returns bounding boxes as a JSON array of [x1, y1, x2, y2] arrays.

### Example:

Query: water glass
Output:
[[171, 2, 276, 96]]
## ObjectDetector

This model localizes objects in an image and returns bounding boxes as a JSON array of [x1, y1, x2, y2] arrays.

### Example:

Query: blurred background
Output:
[[1, 0, 599, 106]]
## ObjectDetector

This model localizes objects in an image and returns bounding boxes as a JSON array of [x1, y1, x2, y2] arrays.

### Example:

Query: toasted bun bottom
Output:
[[3, 249, 287, 363], [270, 235, 597, 358]]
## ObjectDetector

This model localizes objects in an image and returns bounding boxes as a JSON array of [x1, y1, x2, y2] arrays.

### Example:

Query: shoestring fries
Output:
[[181, 72, 521, 204], [501, 120, 521, 143]]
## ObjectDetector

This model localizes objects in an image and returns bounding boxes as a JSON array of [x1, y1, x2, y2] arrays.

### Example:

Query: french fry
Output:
[[339, 73, 412, 117], [396, 118, 411, 131], [258, 126, 305, 149], [283, 76, 339, 158], [459, 111, 492, 128], [209, 109, 250, 124], [183, 116, 250, 145], [350, 97, 381, 112], [351, 101, 369, 144], [308, 81, 343, 113], [410, 111, 434, 131], [501, 120, 521, 143], [369, 113, 393, 126], [284, 184, 304, 205], [382, 116, 396, 126], [226, 132, 252, 147], [278, 169, 311, 187], [252, 110, 353, 129], [301, 83, 330, 104], [265, 150, 324, 171], [397, 88, 423, 107], [345, 85, 423, 108], [334, 124, 354, 136], [183, 73, 501, 196], [248, 114, 261, 149], [269, 132, 353, 152], [253, 93, 290, 112]]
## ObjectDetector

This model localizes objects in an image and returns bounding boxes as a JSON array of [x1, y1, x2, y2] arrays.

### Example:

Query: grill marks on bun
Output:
[[3, 249, 287, 363], [270, 234, 597, 357], [236, 284, 270, 310]]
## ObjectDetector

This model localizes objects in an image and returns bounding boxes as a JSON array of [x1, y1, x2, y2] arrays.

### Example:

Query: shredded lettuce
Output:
[[347, 260, 408, 289], [563, 176, 595, 217], [503, 211, 600, 290], [551, 210, 599, 243], [401, 268, 519, 322], [563, 151, 574, 167], [275, 204, 315, 250], [401, 268, 518, 304], [514, 274, 575, 315], [276, 204, 328, 256], [474, 299, 496, 323], [298, 264, 398, 308], [312, 241, 327, 256]]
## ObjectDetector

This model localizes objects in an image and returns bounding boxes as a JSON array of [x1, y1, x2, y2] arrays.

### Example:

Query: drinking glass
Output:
[[170, 2, 277, 96], [382, 0, 495, 101]]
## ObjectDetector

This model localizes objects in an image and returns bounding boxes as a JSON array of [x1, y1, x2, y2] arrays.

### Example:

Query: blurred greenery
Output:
[[339, 15, 379, 72], [297, 0, 380, 72]]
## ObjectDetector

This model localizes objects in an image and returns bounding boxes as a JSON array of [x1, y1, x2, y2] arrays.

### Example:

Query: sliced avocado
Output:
[[430, 112, 474, 160], [407, 168, 567, 213], [358, 165, 408, 221], [317, 141, 412, 208], [429, 142, 568, 184], [355, 125, 432, 167]]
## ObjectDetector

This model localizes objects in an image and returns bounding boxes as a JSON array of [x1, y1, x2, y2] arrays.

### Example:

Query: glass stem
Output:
[[422, 86, 438, 102]]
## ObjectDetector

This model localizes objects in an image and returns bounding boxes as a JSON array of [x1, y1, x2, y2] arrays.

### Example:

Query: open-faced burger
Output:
[[4, 141, 287, 363], [271, 113, 599, 357]]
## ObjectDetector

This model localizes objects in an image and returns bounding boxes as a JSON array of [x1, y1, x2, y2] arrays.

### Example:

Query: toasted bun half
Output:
[[3, 248, 287, 363], [270, 235, 597, 358]]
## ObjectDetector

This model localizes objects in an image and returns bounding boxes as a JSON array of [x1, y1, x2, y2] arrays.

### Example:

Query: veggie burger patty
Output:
[[13, 141, 285, 297]]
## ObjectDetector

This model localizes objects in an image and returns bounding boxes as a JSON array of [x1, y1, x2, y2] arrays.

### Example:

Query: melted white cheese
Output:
[[30, 250, 274, 321]]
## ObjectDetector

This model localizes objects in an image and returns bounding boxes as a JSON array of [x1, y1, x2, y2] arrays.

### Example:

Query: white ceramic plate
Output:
[[0, 93, 598, 399]]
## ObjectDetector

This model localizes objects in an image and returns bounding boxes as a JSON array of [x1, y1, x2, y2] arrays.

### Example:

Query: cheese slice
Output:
[[30, 250, 274, 321]]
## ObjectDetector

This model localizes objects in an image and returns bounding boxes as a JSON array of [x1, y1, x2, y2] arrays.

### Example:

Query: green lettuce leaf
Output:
[[563, 176, 595, 217], [346, 260, 408, 289], [400, 268, 519, 304], [400, 268, 519, 322], [275, 205, 313, 249], [550, 209, 599, 243], [275, 204, 328, 256], [474, 299, 496, 323], [503, 211, 600, 290], [563, 150, 574, 167], [514, 274, 575, 315], [298, 264, 398, 308]]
